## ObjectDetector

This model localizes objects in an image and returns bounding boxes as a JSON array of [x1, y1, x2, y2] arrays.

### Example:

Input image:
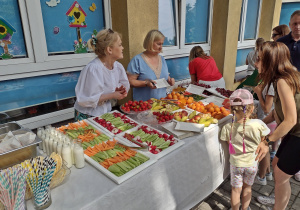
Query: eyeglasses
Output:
[[272, 33, 280, 38], [104, 28, 114, 41]]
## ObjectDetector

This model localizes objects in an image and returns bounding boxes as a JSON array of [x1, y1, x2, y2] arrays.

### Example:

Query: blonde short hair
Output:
[[143, 30, 165, 51], [87, 28, 121, 58]]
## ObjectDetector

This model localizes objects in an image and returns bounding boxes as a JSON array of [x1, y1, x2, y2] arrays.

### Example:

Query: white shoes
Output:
[[255, 172, 273, 185], [255, 176, 267, 185], [257, 195, 275, 206], [266, 172, 273, 181]]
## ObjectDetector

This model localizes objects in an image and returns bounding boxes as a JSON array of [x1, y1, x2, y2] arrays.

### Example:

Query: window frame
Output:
[[235, 0, 262, 73], [161, 0, 214, 59], [0, 0, 112, 81]]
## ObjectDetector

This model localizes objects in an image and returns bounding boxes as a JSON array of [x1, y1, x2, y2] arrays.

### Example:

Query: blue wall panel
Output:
[[166, 57, 190, 81], [0, 72, 80, 112], [279, 3, 300, 26]]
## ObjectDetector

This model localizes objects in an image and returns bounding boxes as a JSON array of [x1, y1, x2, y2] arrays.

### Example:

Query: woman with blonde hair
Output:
[[255, 42, 300, 209], [74, 28, 130, 120], [127, 30, 175, 101], [188, 46, 225, 88]]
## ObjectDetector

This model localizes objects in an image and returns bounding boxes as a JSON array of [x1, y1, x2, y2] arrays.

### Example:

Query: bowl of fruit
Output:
[[120, 100, 153, 114]]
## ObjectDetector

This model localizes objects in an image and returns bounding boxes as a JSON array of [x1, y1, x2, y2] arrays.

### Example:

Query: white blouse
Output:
[[74, 58, 130, 117]]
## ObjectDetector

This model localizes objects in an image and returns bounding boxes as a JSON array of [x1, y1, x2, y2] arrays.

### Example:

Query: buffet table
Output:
[[26, 119, 230, 210]]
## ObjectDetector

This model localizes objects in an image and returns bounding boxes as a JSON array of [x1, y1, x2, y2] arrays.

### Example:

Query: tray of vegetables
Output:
[[116, 124, 185, 159], [87, 110, 140, 136], [83, 138, 157, 184]]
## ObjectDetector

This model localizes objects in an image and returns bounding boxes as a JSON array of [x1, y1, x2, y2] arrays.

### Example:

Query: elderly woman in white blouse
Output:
[[74, 29, 130, 120]]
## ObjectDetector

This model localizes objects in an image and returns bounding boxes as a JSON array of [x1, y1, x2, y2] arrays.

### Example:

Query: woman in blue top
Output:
[[127, 30, 175, 101]]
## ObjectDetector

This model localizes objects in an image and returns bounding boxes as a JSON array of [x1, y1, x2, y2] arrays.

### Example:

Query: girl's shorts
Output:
[[230, 164, 258, 188]]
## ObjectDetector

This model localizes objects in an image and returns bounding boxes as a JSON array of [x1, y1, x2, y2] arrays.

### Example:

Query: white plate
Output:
[[172, 109, 218, 132], [200, 96, 225, 107], [87, 110, 141, 137], [159, 121, 196, 140], [153, 78, 170, 88], [115, 124, 185, 160], [174, 121, 204, 133], [205, 88, 228, 99], [84, 142, 157, 184], [185, 84, 206, 95]]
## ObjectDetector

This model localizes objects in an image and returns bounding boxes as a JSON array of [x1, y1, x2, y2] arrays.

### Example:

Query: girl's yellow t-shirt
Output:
[[220, 119, 270, 167]]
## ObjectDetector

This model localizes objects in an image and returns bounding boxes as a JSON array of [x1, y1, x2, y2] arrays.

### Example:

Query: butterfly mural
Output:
[[89, 3, 96, 12]]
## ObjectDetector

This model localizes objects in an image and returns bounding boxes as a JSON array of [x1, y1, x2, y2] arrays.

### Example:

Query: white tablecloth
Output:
[[26, 122, 230, 210]]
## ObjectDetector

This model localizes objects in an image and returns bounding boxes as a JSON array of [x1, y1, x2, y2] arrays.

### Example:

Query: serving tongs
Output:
[[116, 142, 149, 151]]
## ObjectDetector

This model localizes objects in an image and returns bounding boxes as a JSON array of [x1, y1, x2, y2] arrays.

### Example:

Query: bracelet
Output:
[[144, 80, 148, 87]]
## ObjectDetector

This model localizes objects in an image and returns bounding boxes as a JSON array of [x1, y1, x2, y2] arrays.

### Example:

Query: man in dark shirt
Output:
[[277, 10, 300, 71]]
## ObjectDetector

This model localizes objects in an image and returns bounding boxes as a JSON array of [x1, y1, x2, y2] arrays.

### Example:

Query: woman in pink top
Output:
[[189, 46, 226, 88]]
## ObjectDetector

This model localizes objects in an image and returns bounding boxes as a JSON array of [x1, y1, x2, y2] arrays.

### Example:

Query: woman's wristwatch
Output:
[[263, 137, 272, 145]]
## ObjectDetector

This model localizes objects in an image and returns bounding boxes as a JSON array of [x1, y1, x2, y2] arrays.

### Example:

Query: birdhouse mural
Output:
[[66, 1, 88, 53], [0, 17, 16, 59]]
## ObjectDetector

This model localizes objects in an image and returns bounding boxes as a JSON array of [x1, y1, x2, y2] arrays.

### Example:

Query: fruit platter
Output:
[[186, 100, 230, 119], [57, 120, 112, 150], [116, 124, 185, 159], [88, 110, 140, 136], [83, 138, 157, 184], [173, 110, 218, 126], [151, 99, 181, 111], [205, 87, 234, 99], [152, 111, 174, 124], [120, 99, 153, 114]]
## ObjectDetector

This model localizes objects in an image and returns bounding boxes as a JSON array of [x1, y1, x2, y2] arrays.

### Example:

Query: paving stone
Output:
[[214, 188, 231, 200], [267, 180, 275, 187], [196, 201, 213, 210], [259, 185, 274, 196], [213, 202, 227, 210], [249, 203, 260, 210], [252, 183, 262, 192], [290, 177, 300, 186], [291, 183, 300, 196], [288, 194, 296, 208], [291, 196, 300, 209], [259, 205, 270, 210], [212, 193, 231, 208], [222, 180, 232, 193]]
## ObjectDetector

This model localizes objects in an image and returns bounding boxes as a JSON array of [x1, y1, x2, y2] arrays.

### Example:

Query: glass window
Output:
[[244, 0, 260, 40], [236, 48, 254, 67], [279, 2, 300, 26], [40, 0, 105, 55], [0, 0, 27, 59], [166, 57, 190, 80], [159, 0, 177, 46], [185, 0, 210, 44]]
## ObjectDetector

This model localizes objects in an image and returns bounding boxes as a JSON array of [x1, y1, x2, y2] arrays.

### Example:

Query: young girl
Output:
[[220, 89, 270, 210]]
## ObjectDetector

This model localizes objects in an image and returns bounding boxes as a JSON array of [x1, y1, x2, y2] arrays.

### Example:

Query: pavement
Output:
[[191, 172, 300, 210]]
